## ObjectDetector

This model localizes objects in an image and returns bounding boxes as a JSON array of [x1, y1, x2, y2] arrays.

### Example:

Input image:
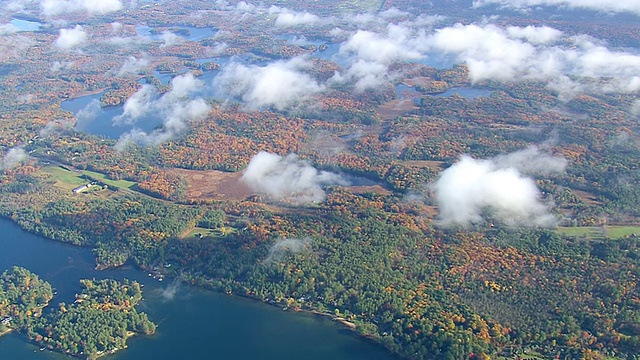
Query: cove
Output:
[[0, 218, 399, 360]]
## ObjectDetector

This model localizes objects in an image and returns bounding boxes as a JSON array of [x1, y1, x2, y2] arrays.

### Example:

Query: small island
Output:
[[1, 267, 155, 359]]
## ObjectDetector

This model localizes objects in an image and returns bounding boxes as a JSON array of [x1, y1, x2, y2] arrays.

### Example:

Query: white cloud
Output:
[[75, 99, 101, 129], [0, 23, 20, 35], [473, 0, 640, 16], [114, 73, 210, 149], [432, 146, 566, 227], [1, 147, 27, 170], [506, 25, 563, 44], [213, 56, 324, 111], [160, 31, 182, 47], [41, 0, 123, 16], [424, 23, 640, 96], [54, 25, 87, 50], [241, 151, 348, 204], [264, 238, 311, 264], [269, 6, 321, 27], [118, 56, 149, 76], [331, 24, 428, 91]]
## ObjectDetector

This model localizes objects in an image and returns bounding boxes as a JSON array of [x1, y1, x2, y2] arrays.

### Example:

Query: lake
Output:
[[61, 93, 163, 140], [0, 218, 399, 360], [429, 87, 493, 99], [9, 18, 42, 32]]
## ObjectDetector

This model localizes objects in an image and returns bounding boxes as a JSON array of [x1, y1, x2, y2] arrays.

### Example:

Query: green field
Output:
[[557, 226, 640, 239], [181, 226, 237, 239], [42, 165, 89, 190], [43, 165, 137, 191], [82, 169, 136, 189]]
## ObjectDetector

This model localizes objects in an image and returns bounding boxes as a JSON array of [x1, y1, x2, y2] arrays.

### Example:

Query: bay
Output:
[[0, 218, 398, 360]]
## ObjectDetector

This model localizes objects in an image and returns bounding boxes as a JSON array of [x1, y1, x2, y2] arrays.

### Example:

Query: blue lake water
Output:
[[10, 18, 42, 32], [0, 218, 399, 360], [135, 25, 215, 42], [429, 87, 493, 99], [61, 93, 163, 139]]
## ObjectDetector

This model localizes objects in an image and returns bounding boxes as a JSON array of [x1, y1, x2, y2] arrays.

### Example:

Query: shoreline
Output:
[[0, 327, 14, 337]]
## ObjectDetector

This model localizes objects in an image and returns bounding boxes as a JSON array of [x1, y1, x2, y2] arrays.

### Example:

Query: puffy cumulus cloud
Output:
[[506, 25, 563, 44], [159, 31, 182, 48], [473, 0, 640, 16], [427, 23, 537, 82], [6, 0, 29, 12], [41, 0, 123, 16], [114, 73, 210, 149], [75, 99, 101, 130], [0, 35, 35, 61], [379, 7, 410, 19], [241, 151, 349, 204], [269, 6, 321, 27], [432, 146, 566, 227], [213, 56, 324, 111], [54, 25, 87, 50], [117, 56, 149, 76], [39, 118, 74, 137], [0, 23, 20, 35], [424, 23, 640, 96], [332, 24, 429, 91], [339, 26, 424, 64], [1, 147, 28, 170], [264, 238, 312, 264]]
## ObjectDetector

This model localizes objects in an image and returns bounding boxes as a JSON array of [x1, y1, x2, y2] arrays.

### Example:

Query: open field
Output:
[[169, 168, 254, 201], [82, 169, 137, 189], [181, 226, 238, 239], [557, 226, 640, 239], [377, 98, 419, 121], [42, 165, 89, 190], [42, 165, 136, 191]]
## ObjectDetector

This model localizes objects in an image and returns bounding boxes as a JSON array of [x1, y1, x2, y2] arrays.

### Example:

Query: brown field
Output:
[[169, 168, 254, 201], [377, 98, 419, 121], [347, 185, 392, 196], [403, 160, 446, 170], [402, 76, 431, 87], [573, 189, 602, 205]]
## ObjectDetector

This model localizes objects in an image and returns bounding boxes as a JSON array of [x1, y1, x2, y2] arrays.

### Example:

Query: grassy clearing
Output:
[[43, 165, 137, 192], [42, 165, 89, 190], [605, 226, 640, 239], [557, 226, 640, 239], [181, 226, 237, 239], [82, 169, 136, 189]]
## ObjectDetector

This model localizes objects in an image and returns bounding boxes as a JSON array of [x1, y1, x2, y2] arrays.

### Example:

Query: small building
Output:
[[72, 183, 94, 194]]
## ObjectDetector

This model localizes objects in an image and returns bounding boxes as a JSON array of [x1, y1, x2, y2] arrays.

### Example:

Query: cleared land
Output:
[[557, 226, 640, 239], [181, 226, 238, 239], [82, 169, 136, 189], [377, 98, 419, 121], [42, 165, 90, 190], [169, 168, 254, 201], [42, 165, 136, 192]]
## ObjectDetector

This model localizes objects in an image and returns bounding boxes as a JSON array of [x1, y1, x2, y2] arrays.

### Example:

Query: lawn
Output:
[[43, 165, 137, 192], [82, 169, 136, 189], [604, 226, 640, 239], [42, 165, 89, 190], [181, 226, 237, 239], [557, 226, 640, 239]]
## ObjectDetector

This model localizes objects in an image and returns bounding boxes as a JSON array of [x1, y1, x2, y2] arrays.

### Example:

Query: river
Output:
[[0, 218, 398, 360]]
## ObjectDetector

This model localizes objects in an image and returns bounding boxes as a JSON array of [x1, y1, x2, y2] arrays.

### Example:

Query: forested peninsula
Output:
[[0, 267, 155, 359]]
